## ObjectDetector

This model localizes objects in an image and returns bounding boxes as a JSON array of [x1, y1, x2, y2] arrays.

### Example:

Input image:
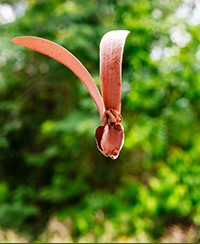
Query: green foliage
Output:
[[0, 0, 200, 241]]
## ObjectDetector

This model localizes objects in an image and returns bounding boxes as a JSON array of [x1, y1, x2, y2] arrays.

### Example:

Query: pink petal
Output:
[[12, 36, 104, 118], [100, 30, 130, 113]]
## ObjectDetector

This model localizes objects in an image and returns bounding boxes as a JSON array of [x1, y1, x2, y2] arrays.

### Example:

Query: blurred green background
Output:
[[0, 0, 200, 242]]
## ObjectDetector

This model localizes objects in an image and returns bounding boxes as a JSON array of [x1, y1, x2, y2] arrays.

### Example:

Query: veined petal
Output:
[[100, 30, 130, 113], [12, 36, 104, 118]]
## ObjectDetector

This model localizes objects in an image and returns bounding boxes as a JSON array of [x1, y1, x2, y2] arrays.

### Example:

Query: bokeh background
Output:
[[0, 0, 200, 242]]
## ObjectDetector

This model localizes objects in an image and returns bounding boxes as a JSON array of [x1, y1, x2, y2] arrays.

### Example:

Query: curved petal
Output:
[[95, 123, 124, 159], [100, 30, 130, 113], [12, 36, 104, 118]]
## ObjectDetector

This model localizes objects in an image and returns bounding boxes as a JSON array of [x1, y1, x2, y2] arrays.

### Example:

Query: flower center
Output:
[[101, 109, 122, 125]]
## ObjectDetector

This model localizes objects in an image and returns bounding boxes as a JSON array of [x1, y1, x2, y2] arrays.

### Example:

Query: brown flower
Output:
[[12, 30, 129, 159]]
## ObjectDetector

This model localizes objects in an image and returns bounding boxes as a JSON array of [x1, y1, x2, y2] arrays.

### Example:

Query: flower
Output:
[[12, 30, 130, 159]]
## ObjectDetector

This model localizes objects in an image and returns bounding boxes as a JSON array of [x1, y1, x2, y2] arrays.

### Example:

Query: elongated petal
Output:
[[100, 30, 130, 112], [12, 36, 104, 118]]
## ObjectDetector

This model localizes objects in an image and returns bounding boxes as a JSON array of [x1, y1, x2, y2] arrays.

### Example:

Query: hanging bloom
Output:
[[12, 30, 130, 159]]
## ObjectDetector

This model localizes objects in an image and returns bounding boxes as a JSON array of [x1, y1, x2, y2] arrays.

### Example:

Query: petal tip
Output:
[[11, 37, 18, 44]]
